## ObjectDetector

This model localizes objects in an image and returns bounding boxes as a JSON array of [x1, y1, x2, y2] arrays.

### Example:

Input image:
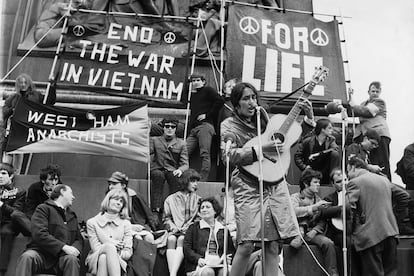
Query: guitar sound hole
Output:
[[271, 133, 285, 144]]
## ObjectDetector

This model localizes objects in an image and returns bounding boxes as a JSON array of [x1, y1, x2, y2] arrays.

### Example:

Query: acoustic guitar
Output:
[[242, 66, 329, 183]]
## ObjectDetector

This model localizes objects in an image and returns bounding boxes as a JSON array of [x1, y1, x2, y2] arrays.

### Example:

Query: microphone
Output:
[[224, 133, 236, 153], [324, 102, 345, 114]]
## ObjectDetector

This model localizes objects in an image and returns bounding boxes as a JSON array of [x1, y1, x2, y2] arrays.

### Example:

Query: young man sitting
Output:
[[290, 169, 339, 276], [0, 163, 31, 275]]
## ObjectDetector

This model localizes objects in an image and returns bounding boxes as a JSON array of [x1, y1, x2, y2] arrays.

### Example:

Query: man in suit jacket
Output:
[[15, 185, 82, 276], [346, 157, 398, 276], [150, 118, 189, 214]]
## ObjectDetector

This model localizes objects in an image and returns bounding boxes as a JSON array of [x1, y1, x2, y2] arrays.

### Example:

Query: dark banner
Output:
[[6, 99, 149, 162], [226, 5, 346, 101], [56, 11, 192, 102]]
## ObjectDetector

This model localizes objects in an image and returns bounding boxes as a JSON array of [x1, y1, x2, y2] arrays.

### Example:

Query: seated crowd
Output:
[[1, 77, 414, 276]]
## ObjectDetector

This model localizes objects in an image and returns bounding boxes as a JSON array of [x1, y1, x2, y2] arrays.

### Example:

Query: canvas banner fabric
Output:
[[6, 99, 149, 162], [226, 5, 346, 101], [57, 11, 192, 102]]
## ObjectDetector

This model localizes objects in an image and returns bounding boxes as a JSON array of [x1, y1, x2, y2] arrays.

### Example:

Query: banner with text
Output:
[[6, 99, 149, 162], [226, 5, 346, 101], [58, 12, 192, 102]]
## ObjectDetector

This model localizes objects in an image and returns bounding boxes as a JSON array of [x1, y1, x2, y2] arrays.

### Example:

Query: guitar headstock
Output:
[[311, 66, 329, 84], [302, 66, 329, 95]]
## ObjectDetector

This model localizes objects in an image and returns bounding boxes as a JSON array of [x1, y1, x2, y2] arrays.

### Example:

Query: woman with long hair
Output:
[[220, 82, 299, 276]]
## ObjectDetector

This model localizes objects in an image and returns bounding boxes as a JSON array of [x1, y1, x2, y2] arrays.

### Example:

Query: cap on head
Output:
[[108, 171, 129, 185]]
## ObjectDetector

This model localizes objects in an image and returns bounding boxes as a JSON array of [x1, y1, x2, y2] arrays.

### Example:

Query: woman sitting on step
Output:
[[86, 189, 133, 276], [163, 169, 201, 276]]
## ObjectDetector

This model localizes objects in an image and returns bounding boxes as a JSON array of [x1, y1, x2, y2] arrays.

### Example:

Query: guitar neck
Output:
[[278, 81, 315, 135]]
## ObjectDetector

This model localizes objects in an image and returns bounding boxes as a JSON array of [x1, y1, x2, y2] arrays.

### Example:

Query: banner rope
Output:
[[199, 21, 221, 92], [0, 14, 66, 82], [75, 8, 199, 22], [226, 0, 351, 19]]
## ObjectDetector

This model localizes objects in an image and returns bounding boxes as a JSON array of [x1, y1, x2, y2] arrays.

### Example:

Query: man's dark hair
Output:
[[178, 169, 200, 190], [198, 197, 222, 218], [364, 128, 380, 143], [0, 163, 14, 176], [39, 164, 61, 182], [161, 118, 179, 127], [230, 82, 260, 110], [190, 74, 206, 81], [368, 81, 381, 90], [50, 184, 68, 200], [299, 169, 322, 191], [314, 118, 332, 135], [348, 156, 368, 170]]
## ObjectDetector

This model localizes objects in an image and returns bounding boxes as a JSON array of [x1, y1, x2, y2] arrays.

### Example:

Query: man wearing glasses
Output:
[[150, 118, 189, 216]]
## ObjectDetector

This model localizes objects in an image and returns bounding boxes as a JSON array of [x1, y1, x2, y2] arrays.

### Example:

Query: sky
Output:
[[313, 0, 414, 185]]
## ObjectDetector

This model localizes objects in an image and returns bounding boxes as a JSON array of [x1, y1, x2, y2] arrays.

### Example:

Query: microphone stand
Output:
[[340, 107, 348, 276], [255, 107, 266, 276], [223, 144, 230, 276]]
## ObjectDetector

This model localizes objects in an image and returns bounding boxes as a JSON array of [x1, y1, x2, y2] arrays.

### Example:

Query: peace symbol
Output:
[[72, 25, 85, 37], [239, 17, 259, 35], [164, 32, 176, 44], [310, 28, 329, 46]]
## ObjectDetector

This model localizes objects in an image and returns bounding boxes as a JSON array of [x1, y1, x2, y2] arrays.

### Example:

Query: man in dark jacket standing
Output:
[[15, 184, 82, 276]]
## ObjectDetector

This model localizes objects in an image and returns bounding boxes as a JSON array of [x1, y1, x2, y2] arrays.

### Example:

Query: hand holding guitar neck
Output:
[[242, 66, 329, 182]]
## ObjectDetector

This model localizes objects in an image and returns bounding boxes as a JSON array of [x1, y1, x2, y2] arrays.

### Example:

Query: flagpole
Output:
[[147, 114, 152, 209], [219, 0, 225, 96], [43, 0, 72, 105], [20, 1, 72, 175], [184, 16, 201, 141]]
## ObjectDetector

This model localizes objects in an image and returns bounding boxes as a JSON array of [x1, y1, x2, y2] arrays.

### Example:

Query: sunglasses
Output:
[[164, 124, 177, 129]]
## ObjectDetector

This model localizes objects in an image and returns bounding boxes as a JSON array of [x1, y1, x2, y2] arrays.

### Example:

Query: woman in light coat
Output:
[[86, 189, 133, 276]]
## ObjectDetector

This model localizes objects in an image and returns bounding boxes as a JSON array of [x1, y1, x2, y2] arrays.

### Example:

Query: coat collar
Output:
[[127, 187, 136, 197], [352, 168, 369, 178], [44, 200, 76, 220], [96, 212, 122, 227], [0, 183, 15, 191], [160, 135, 178, 145], [199, 219, 225, 230]]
